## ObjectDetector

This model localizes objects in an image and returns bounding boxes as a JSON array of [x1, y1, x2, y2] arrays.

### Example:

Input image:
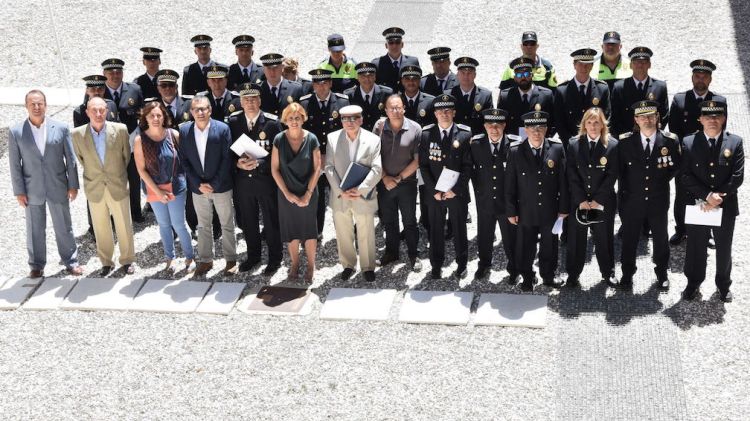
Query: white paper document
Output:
[[551, 216, 564, 234], [435, 168, 460, 192], [230, 134, 269, 159], [685, 204, 723, 227]]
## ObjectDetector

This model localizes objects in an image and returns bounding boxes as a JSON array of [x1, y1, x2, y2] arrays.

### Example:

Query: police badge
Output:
[[534, 103, 542, 111], [259, 131, 266, 140], [452, 140, 460, 149], [287, 96, 293, 104], [648, 92, 655, 100], [332, 110, 339, 119], [183, 112, 189, 121], [228, 104, 235, 113], [128, 97, 135, 106], [419, 109, 426, 117], [599, 156, 607, 166], [378, 102, 384, 110], [547, 159, 555, 168], [474, 103, 481, 112], [661, 147, 668, 156], [592, 97, 600, 106], [724, 148, 732, 158]]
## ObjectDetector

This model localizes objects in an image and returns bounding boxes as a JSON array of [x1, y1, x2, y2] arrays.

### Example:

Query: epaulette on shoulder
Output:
[[471, 134, 486, 143], [181, 95, 194, 100], [549, 138, 562, 143], [456, 123, 471, 131], [299, 93, 312, 101], [229, 91, 240, 97], [229, 110, 243, 117], [662, 130, 677, 140], [619, 131, 633, 140], [510, 139, 524, 148], [422, 123, 436, 130], [507, 134, 522, 142], [593, 79, 608, 86], [195, 91, 208, 96], [263, 112, 278, 120], [334, 92, 348, 100]]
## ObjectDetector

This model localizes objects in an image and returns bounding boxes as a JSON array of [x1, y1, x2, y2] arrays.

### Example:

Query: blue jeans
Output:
[[150, 190, 194, 260]]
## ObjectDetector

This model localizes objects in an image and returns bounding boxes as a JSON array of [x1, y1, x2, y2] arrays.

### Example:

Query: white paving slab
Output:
[[60, 278, 145, 311], [320, 288, 397, 321], [130, 279, 211, 314], [398, 291, 473, 325], [0, 278, 43, 310], [23, 278, 78, 311], [237, 285, 315, 316], [195, 282, 246, 315], [474, 293, 548, 328]]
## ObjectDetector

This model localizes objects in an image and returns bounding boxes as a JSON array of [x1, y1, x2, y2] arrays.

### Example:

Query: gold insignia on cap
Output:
[[534, 112, 540, 118], [378, 102, 384, 110], [709, 101, 715, 107], [183, 112, 188, 120], [453, 140, 460, 149], [493, 110, 498, 115], [724, 148, 732, 158], [592, 97, 600, 106], [128, 97, 135, 106], [474, 103, 481, 112], [661, 147, 668, 156], [287, 95, 293, 104], [609, 32, 615, 38], [600, 156, 608, 166], [534, 103, 541, 111], [700, 60, 704, 66], [228, 104, 235, 112], [419, 109, 426, 117], [547, 159, 555, 168], [332, 110, 339, 119], [648, 92, 655, 100], [259, 131, 266, 140], [463, 57, 469, 63]]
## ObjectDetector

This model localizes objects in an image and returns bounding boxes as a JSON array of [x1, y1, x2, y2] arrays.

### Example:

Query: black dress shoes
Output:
[[565, 276, 580, 288], [263, 262, 281, 276], [609, 273, 629, 289], [454, 266, 468, 279], [720, 290, 733, 303], [363, 271, 376, 282], [681, 286, 700, 301], [507, 271, 519, 285], [340, 268, 355, 281], [520, 277, 534, 292], [669, 232, 685, 245], [656, 274, 670, 291], [239, 258, 261, 273], [431, 268, 442, 280], [542, 278, 563, 288], [474, 266, 490, 279], [377, 254, 399, 266], [409, 258, 423, 272]]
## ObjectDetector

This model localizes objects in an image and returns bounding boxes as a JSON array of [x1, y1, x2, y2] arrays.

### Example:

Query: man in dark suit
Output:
[[133, 47, 162, 100], [554, 48, 611, 147], [300, 69, 350, 239], [680, 101, 743, 302], [470, 109, 520, 281], [73, 75, 119, 128], [9, 90, 83, 278], [420, 47, 457, 97], [613, 101, 680, 290], [610, 47, 669, 138], [178, 95, 238, 277], [101, 58, 145, 223], [505, 111, 568, 291], [498, 57, 555, 137], [182, 35, 220, 96], [344, 62, 393, 131], [227, 83, 283, 275], [199, 65, 240, 122], [400, 65, 435, 127], [418, 94, 473, 280], [155, 69, 191, 128], [667, 59, 726, 245], [371, 27, 420, 93], [227, 35, 263, 91], [446, 57, 494, 136], [258, 53, 304, 118]]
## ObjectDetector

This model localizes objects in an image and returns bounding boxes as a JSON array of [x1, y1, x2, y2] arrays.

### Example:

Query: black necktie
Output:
[[579, 84, 586, 98], [522, 93, 529, 106], [113, 91, 121, 106], [365, 94, 370, 105], [409, 99, 415, 109], [271, 86, 278, 99], [215, 98, 222, 110], [320, 100, 327, 111], [492, 142, 500, 156], [534, 148, 541, 165], [393, 60, 399, 72], [589, 141, 596, 154], [151, 77, 157, 87], [463, 94, 469, 103], [644, 137, 651, 159], [243, 68, 249, 80], [438, 79, 444, 91], [166, 104, 173, 118], [442, 129, 449, 144], [637, 81, 644, 93], [709, 137, 717, 153], [202, 67, 208, 77]]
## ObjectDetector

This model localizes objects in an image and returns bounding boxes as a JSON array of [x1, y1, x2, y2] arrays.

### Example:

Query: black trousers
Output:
[[673, 183, 687, 234], [235, 192, 282, 264], [317, 177, 328, 235], [567, 209, 615, 278], [127, 154, 142, 219], [427, 196, 468, 268], [377, 181, 418, 258], [620, 205, 669, 277], [685, 215, 735, 293], [476, 209, 517, 274], [519, 222, 558, 280]]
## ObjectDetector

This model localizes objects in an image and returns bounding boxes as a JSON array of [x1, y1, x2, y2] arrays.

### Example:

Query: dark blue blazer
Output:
[[178, 119, 233, 194]]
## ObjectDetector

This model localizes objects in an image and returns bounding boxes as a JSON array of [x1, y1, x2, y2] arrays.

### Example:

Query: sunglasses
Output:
[[514, 71, 531, 78]]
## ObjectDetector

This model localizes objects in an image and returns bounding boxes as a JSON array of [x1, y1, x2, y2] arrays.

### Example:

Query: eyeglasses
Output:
[[341, 116, 361, 122], [386, 107, 404, 112], [515, 71, 531, 78], [191, 107, 209, 114]]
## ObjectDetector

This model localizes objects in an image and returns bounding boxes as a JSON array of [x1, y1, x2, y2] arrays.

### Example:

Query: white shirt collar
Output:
[[460, 86, 474, 97], [587, 135, 600, 143], [316, 92, 332, 104], [405, 92, 419, 101], [693, 90, 707, 100], [360, 86, 374, 98], [245, 112, 260, 127], [438, 123, 454, 135], [198, 60, 214, 70], [632, 76, 648, 85], [575, 78, 590, 89]]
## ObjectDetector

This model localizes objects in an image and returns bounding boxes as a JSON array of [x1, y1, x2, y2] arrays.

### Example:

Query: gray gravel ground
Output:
[[0, 1, 749, 420]]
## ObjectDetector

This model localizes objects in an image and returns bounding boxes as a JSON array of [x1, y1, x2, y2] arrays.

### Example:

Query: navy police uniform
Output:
[[372, 27, 420, 93]]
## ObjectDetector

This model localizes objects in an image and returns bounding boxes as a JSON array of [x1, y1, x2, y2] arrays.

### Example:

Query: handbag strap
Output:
[[166, 129, 177, 181]]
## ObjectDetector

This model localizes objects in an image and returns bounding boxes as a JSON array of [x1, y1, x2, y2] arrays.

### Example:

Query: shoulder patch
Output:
[[593, 79, 608, 86], [181, 95, 194, 100], [471, 134, 486, 142], [263, 112, 278, 120], [456, 124, 471, 131], [229, 91, 240, 98], [422, 123, 435, 130], [510, 139, 524, 148], [549, 138, 562, 143], [229, 110, 243, 117], [335, 92, 348, 100], [662, 130, 677, 140], [619, 131, 633, 140], [299, 93, 312, 101], [196, 91, 208, 96], [507, 134, 521, 142]]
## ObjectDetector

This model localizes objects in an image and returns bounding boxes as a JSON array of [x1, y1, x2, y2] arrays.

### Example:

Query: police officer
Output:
[[227, 35, 264, 91], [300, 69, 350, 240], [134, 47, 162, 100], [400, 65, 435, 126], [283, 57, 313, 95], [182, 35, 221, 96], [591, 31, 632, 90], [499, 32, 558, 90], [420, 47, 457, 97], [565, 107, 618, 288], [498, 57, 555, 137], [154, 69, 191, 128], [101, 58, 145, 222], [612, 100, 679, 290], [227, 83, 283, 275], [446, 57, 493, 135], [318, 34, 358, 93], [505, 111, 568, 291], [681, 101, 743, 302], [372, 27, 420, 93], [197, 65, 240, 122], [668, 59, 726, 245], [418, 94, 472, 279], [73, 75, 119, 128], [344, 62, 393, 131], [610, 47, 669, 138], [258, 53, 304, 118], [554, 48, 611, 147], [470, 108, 520, 281]]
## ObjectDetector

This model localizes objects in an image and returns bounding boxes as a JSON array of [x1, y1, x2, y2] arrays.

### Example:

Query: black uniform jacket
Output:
[[610, 76, 668, 136], [617, 131, 679, 213], [470, 133, 520, 215], [498, 84, 555, 137], [420, 72, 458, 97], [553, 78, 611, 143], [343, 84, 393, 131], [300, 92, 350, 155], [566, 134, 619, 213], [418, 123, 473, 202], [446, 84, 494, 135], [227, 110, 282, 196]]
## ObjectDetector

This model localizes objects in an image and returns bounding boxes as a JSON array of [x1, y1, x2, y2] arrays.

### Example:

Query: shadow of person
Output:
[[663, 292, 728, 330]]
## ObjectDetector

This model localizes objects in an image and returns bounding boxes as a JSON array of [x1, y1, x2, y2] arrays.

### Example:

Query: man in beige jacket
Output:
[[71, 97, 136, 276], [325, 105, 382, 282]]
